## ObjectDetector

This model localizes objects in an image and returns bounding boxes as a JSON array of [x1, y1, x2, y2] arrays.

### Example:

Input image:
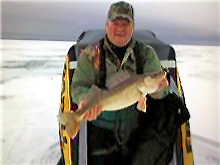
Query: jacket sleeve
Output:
[[71, 51, 97, 104], [142, 45, 162, 73], [142, 45, 169, 99]]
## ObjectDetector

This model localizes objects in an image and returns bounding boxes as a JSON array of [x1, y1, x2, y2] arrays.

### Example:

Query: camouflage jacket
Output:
[[71, 37, 168, 130]]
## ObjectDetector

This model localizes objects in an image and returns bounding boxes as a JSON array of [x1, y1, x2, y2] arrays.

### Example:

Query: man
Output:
[[71, 1, 187, 164]]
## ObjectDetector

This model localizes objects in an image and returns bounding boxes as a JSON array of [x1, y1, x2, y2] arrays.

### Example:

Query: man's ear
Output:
[[105, 21, 109, 33], [130, 21, 134, 34]]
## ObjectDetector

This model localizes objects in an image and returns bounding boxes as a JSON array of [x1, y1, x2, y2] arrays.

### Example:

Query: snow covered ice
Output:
[[1, 40, 73, 164], [0, 40, 219, 164]]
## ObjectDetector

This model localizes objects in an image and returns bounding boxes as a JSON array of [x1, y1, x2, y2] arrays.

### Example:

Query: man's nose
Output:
[[117, 25, 124, 31]]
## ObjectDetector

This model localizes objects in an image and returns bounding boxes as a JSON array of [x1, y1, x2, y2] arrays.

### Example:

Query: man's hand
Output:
[[83, 107, 102, 121], [78, 100, 102, 121]]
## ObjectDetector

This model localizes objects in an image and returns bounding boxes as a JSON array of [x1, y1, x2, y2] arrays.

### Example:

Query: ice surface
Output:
[[0, 40, 219, 164], [1, 40, 73, 164], [174, 45, 219, 143]]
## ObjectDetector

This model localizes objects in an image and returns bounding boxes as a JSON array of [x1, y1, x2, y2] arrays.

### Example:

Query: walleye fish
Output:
[[58, 71, 167, 138]]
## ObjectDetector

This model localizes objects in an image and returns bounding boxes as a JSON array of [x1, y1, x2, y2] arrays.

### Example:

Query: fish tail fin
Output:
[[58, 111, 82, 138], [57, 112, 72, 125], [66, 119, 82, 139]]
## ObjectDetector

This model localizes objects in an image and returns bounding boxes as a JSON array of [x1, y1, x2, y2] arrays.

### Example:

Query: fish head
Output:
[[140, 71, 166, 95]]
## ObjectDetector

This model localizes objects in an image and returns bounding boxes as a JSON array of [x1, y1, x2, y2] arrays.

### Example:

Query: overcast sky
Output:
[[1, 0, 219, 45]]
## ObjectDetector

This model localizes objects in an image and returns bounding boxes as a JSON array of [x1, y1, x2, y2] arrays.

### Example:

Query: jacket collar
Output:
[[103, 36, 136, 69]]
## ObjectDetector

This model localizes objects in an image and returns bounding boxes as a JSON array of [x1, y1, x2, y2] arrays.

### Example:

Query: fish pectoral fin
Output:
[[137, 96, 147, 113]]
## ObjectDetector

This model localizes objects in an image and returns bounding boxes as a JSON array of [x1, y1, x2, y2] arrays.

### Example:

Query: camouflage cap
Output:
[[107, 1, 133, 22]]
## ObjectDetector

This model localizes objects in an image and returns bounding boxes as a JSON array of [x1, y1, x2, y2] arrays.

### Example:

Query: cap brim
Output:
[[109, 14, 132, 22]]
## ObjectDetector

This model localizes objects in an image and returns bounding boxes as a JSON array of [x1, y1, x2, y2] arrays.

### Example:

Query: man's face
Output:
[[106, 17, 133, 47]]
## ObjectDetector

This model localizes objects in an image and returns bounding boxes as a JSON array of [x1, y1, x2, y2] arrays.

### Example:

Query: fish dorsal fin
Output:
[[83, 85, 102, 105], [106, 70, 131, 89]]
